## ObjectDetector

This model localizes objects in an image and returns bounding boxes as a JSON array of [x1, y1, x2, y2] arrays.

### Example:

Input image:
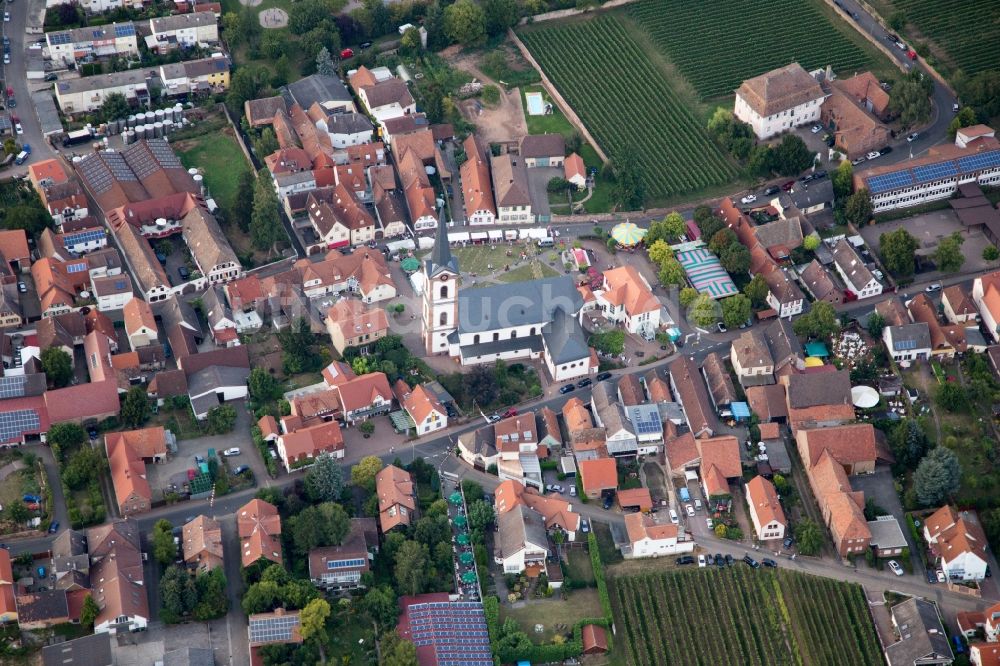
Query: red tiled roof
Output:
[[375, 464, 415, 532], [796, 424, 877, 468], [237, 499, 282, 567], [617, 487, 652, 510], [580, 458, 617, 494]]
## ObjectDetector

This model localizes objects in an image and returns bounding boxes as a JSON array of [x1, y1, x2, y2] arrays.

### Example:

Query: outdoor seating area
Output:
[[447, 479, 481, 601]]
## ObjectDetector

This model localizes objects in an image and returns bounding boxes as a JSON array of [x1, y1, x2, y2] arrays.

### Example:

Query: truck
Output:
[[14, 149, 27, 165], [62, 128, 93, 147]]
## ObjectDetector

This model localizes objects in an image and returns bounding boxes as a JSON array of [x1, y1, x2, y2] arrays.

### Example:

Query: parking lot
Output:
[[145, 406, 258, 499], [859, 208, 994, 276]]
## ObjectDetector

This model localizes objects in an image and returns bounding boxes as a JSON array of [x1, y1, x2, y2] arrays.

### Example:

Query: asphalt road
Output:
[[1, 0, 53, 172]]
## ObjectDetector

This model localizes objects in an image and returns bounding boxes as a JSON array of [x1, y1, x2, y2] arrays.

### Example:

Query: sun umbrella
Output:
[[456, 533, 470, 545], [449, 491, 463, 505], [401, 257, 420, 273], [459, 551, 474, 565], [610, 222, 648, 247], [453, 515, 468, 527], [461, 571, 477, 583]]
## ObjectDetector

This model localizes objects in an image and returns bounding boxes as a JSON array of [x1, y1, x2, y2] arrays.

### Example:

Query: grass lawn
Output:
[[500, 589, 603, 643], [496, 261, 561, 284], [521, 86, 577, 137], [174, 127, 250, 213], [593, 521, 624, 565], [565, 547, 596, 585], [327, 608, 378, 664]]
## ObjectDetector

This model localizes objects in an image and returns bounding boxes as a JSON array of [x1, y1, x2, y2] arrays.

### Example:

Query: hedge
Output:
[[589, 531, 613, 624]]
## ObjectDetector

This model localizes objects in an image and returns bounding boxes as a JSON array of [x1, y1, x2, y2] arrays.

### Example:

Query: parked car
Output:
[[569, 485, 576, 497], [907, 132, 919, 142], [340, 48, 354, 59], [781, 180, 795, 191], [936, 570, 946, 583], [812, 170, 828, 180], [194, 455, 205, 464], [762, 558, 777, 568], [486, 414, 501, 424], [866, 151, 881, 160], [810, 124, 822, 133], [763, 185, 780, 196], [743, 554, 760, 568], [925, 283, 942, 292], [953, 102, 960, 112], [602, 495, 614, 510], [880, 146, 894, 155], [233, 465, 250, 475], [694, 499, 702, 511], [851, 156, 866, 165], [714, 553, 725, 568], [724, 554, 734, 567], [581, 518, 589, 533], [223, 447, 241, 457], [888, 560, 904, 576], [706, 518, 714, 529], [559, 384, 575, 394], [782, 536, 794, 549], [44, 73, 58, 82], [740, 194, 757, 205], [501, 408, 518, 418], [926, 569, 937, 584], [577, 378, 592, 388], [668, 509, 679, 524], [717, 322, 727, 333], [953, 636, 965, 654], [675, 555, 695, 566], [873, 269, 884, 280], [17, 281, 26, 293], [698, 554, 707, 567], [48, 521, 59, 534], [595, 371, 612, 382], [359, 41, 373, 49], [685, 504, 695, 517], [3, 12, 9, 21], [22, 494, 41, 503], [178, 266, 190, 280]]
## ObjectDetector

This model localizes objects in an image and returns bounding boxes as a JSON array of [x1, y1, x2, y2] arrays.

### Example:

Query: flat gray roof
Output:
[[31, 91, 64, 137]]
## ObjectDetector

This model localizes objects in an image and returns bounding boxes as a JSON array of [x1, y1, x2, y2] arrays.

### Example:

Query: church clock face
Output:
[[440, 274, 449, 281]]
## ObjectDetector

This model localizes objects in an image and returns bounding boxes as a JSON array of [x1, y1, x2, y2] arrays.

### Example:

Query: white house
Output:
[[591, 382, 638, 457], [47, 0, 142, 13], [148, 12, 219, 50], [54, 69, 148, 115], [883, 323, 932, 363], [831, 239, 882, 300], [461, 135, 497, 226], [761, 269, 805, 319], [91, 274, 134, 312], [495, 505, 548, 574], [188, 366, 250, 420], [973, 272, 1000, 342], [734, 63, 826, 140], [398, 383, 447, 437], [46, 22, 139, 67], [491, 154, 533, 225], [923, 506, 989, 582], [317, 112, 374, 150], [746, 476, 786, 542], [595, 266, 661, 336], [623, 512, 694, 558]]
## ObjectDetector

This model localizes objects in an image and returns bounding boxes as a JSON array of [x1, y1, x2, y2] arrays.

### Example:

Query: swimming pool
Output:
[[525, 91, 546, 115]]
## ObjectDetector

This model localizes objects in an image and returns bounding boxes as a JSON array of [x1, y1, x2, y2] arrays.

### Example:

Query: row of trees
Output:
[[879, 227, 965, 278]]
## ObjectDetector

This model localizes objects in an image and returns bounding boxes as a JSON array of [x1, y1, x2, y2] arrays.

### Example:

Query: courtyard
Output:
[[859, 209, 995, 277]]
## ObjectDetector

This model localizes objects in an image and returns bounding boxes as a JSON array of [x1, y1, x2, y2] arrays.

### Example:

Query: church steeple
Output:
[[426, 204, 458, 278]]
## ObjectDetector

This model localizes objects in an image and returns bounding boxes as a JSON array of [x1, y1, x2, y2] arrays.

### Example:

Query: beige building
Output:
[[148, 12, 219, 50], [46, 22, 139, 66], [325, 300, 389, 354], [734, 63, 826, 140], [55, 70, 148, 115]]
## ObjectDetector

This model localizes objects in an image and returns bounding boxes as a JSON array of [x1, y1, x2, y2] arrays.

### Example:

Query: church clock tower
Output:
[[422, 207, 459, 355]]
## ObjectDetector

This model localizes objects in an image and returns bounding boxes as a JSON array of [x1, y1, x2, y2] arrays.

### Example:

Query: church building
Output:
[[421, 214, 596, 381]]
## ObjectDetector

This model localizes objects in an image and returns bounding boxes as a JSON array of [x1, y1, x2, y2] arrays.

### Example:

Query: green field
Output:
[[611, 568, 882, 666], [890, 0, 1000, 75], [626, 0, 880, 100], [174, 127, 250, 213], [518, 15, 739, 200]]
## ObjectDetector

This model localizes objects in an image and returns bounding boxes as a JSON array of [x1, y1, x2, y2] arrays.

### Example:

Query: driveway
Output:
[[850, 465, 924, 573], [526, 166, 562, 222]]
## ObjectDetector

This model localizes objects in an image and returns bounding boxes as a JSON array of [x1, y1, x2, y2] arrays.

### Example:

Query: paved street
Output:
[[1, 0, 55, 171]]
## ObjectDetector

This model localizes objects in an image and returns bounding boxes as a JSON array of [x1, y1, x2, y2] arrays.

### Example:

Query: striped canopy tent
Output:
[[610, 222, 648, 247]]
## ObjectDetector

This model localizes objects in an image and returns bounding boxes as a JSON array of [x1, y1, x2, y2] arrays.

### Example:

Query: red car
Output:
[[908, 49, 917, 60], [340, 48, 354, 59], [5, 87, 12, 97], [502, 408, 518, 418], [781, 181, 795, 192]]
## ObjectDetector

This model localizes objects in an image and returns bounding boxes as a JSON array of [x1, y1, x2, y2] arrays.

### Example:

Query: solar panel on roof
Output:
[[64, 229, 106, 246], [867, 170, 914, 194], [958, 150, 1000, 173], [248, 613, 300, 644], [66, 263, 87, 274], [49, 32, 72, 46], [0, 376, 28, 400], [114, 23, 135, 37], [0, 409, 41, 443], [913, 161, 958, 183]]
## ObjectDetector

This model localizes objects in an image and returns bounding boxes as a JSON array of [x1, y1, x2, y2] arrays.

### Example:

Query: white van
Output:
[[668, 509, 679, 525], [537, 237, 555, 248], [14, 150, 27, 165]]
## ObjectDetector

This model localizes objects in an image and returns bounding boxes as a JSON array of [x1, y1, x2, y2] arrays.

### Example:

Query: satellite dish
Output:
[[425, 165, 436, 176]]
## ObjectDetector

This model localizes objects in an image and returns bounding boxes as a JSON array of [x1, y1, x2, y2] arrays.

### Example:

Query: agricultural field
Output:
[[890, 0, 1000, 75], [611, 567, 882, 666], [624, 0, 882, 100], [518, 15, 739, 201]]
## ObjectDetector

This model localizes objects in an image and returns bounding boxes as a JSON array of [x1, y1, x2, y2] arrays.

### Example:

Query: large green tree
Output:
[[914, 446, 961, 506], [719, 243, 751, 275], [773, 134, 814, 176], [831, 160, 854, 199], [41, 347, 72, 388], [743, 273, 769, 307], [688, 293, 718, 327], [98, 92, 130, 123], [152, 519, 177, 566], [721, 294, 751, 329], [792, 301, 840, 339], [888, 71, 934, 130], [879, 227, 919, 277], [947, 106, 978, 139], [609, 147, 645, 211], [248, 367, 282, 403], [121, 386, 150, 428], [844, 189, 873, 226], [794, 518, 823, 556], [394, 540, 430, 595], [444, 0, 486, 46], [483, 0, 518, 36], [350, 455, 383, 492], [304, 454, 345, 503], [250, 168, 284, 253], [933, 232, 965, 273]]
